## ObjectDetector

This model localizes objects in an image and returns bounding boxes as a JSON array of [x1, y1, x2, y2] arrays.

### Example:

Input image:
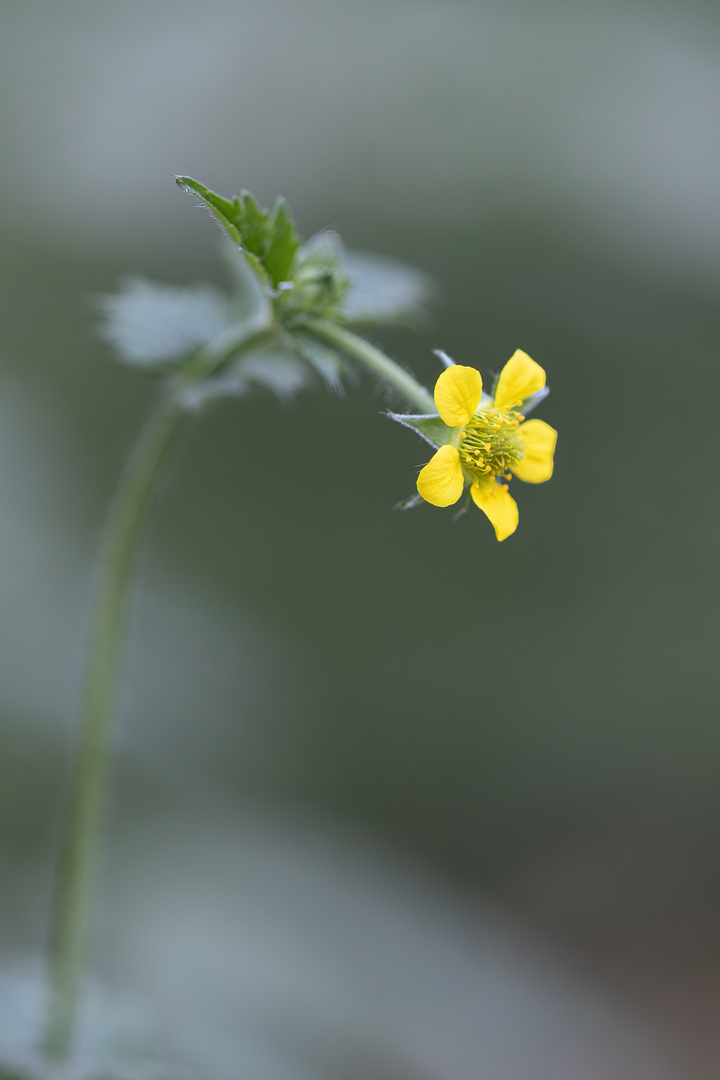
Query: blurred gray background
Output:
[[1, 1, 720, 1077]]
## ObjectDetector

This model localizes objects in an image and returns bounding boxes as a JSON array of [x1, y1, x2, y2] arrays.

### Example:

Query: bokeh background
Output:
[[1, 1, 720, 1077]]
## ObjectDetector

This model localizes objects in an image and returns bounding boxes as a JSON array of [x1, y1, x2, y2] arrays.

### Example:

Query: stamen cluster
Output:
[[459, 407, 526, 478]]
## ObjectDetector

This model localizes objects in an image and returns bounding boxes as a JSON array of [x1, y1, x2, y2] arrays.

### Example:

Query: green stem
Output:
[[305, 318, 436, 413], [43, 395, 188, 1060], [41, 312, 429, 1061]]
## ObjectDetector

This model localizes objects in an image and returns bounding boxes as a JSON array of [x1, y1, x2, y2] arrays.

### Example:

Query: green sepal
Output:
[[521, 386, 550, 414], [453, 488, 472, 520], [282, 230, 349, 318], [393, 492, 424, 511], [386, 411, 458, 450]]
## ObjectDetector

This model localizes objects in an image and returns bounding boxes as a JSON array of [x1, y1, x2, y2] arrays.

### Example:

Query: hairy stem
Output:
[[43, 395, 188, 1060], [305, 318, 435, 413]]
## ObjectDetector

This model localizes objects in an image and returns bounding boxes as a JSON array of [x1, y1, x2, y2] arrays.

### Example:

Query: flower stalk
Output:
[[305, 317, 435, 413], [43, 395, 187, 1060], [41, 315, 432, 1062]]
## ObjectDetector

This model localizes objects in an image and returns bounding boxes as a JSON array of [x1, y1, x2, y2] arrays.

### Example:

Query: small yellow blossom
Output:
[[416, 350, 557, 540]]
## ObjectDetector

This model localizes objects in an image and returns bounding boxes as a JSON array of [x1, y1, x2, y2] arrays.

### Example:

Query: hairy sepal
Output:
[[386, 412, 458, 450]]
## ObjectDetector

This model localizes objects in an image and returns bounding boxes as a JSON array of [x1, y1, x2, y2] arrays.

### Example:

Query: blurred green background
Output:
[[1, 1, 720, 1077]]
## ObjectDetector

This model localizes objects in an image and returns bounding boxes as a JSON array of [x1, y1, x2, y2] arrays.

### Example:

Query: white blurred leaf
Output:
[[289, 333, 346, 394], [178, 343, 313, 409], [235, 349, 311, 400], [99, 279, 232, 369], [342, 252, 432, 326], [295, 230, 345, 267], [0, 961, 190, 1080]]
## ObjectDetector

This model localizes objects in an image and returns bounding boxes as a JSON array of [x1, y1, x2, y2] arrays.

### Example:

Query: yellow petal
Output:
[[513, 419, 557, 483], [493, 349, 545, 408], [470, 479, 519, 541], [434, 365, 482, 427], [417, 445, 464, 507]]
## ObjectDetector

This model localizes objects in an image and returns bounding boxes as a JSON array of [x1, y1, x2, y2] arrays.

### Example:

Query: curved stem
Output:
[[43, 395, 188, 1060], [304, 318, 436, 413], [40, 312, 431, 1061]]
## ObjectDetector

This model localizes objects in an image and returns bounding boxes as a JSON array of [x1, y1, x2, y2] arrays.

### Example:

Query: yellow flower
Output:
[[416, 350, 557, 540]]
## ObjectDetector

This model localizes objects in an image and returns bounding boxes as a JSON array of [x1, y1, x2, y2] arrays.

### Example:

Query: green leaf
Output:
[[174, 176, 242, 244], [176, 178, 301, 290], [264, 198, 300, 286], [386, 411, 457, 449], [99, 279, 232, 371], [239, 192, 270, 258]]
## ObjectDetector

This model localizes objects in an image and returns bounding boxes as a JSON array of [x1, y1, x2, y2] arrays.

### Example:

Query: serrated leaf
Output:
[[239, 192, 270, 258], [342, 252, 432, 326], [387, 412, 457, 449], [99, 279, 232, 370], [176, 178, 299, 290], [264, 199, 300, 286], [174, 176, 242, 245]]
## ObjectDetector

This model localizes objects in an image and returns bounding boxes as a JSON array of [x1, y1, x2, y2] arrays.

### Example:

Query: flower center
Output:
[[459, 408, 526, 478]]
